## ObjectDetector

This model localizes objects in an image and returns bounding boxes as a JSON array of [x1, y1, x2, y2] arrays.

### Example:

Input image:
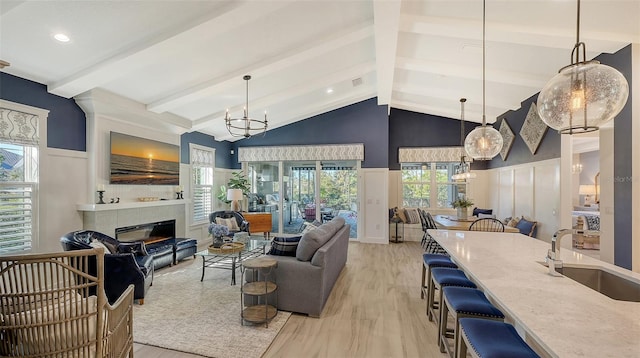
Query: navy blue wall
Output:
[[388, 108, 485, 171], [487, 93, 561, 169], [180, 131, 233, 167], [605, 44, 633, 270], [230, 98, 388, 169], [0, 73, 86, 151]]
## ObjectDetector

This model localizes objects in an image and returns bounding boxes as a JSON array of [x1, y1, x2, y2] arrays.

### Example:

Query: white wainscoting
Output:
[[486, 158, 561, 242]]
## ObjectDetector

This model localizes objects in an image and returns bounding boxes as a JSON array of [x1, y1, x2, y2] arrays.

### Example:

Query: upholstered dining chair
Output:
[[469, 218, 505, 232], [0, 248, 134, 357]]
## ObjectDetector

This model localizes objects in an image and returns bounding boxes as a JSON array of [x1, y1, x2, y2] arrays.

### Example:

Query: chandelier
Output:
[[225, 75, 268, 138], [537, 0, 628, 134], [452, 98, 476, 180], [464, 0, 503, 161]]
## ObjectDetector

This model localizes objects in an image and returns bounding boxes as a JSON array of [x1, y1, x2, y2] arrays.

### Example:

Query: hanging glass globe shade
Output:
[[464, 125, 503, 161], [537, 61, 628, 134]]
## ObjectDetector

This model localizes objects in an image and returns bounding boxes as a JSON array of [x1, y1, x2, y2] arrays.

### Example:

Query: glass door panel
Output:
[[246, 162, 280, 232], [320, 161, 358, 238], [284, 161, 316, 234]]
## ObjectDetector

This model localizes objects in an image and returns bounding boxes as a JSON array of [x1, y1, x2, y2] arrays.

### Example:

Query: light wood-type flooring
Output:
[[134, 241, 448, 357]]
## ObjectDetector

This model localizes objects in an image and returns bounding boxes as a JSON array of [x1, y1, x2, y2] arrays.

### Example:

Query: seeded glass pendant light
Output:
[[537, 0, 628, 134], [452, 98, 476, 180], [464, 0, 503, 161]]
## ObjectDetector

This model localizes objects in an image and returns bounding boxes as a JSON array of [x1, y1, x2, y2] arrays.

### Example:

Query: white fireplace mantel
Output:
[[77, 199, 187, 212]]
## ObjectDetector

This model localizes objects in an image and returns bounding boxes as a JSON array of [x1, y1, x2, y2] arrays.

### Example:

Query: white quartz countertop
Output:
[[427, 229, 640, 358]]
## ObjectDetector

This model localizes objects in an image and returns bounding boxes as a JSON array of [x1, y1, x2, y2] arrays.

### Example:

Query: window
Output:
[[190, 144, 215, 224], [401, 162, 465, 208], [0, 102, 42, 254]]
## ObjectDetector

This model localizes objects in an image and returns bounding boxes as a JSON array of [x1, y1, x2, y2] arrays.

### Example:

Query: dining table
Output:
[[433, 214, 521, 233]]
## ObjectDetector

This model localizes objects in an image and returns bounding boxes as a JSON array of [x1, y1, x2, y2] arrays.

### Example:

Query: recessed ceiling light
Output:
[[326, 88, 333, 94], [54, 33, 70, 43]]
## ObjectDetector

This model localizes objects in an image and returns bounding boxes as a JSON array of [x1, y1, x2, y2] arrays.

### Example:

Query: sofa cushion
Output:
[[216, 217, 239, 231], [296, 217, 345, 261], [396, 208, 408, 223], [516, 218, 537, 237], [472, 207, 493, 217], [404, 208, 421, 224], [269, 236, 302, 256]]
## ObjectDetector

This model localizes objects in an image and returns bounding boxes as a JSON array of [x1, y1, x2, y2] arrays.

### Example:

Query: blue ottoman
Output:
[[459, 318, 540, 358], [175, 238, 198, 263]]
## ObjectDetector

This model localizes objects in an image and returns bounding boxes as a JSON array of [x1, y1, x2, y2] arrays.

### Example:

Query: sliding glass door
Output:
[[245, 160, 359, 238]]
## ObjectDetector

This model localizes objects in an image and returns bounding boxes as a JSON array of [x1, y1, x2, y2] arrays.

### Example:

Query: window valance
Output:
[[191, 146, 215, 166], [238, 144, 364, 162], [398, 147, 467, 163], [0, 101, 44, 146]]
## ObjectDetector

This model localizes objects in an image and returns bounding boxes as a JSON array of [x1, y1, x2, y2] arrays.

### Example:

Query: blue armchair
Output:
[[60, 230, 154, 305], [209, 211, 250, 236]]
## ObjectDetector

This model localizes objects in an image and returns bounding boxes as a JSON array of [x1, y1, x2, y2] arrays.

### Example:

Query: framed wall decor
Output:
[[498, 118, 515, 161], [519, 102, 548, 155]]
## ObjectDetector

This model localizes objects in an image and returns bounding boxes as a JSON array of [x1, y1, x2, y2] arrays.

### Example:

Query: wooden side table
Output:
[[242, 212, 272, 238], [241, 257, 277, 327]]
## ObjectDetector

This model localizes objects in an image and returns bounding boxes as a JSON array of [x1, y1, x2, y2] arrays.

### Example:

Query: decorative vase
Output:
[[213, 236, 224, 248], [457, 207, 468, 220]]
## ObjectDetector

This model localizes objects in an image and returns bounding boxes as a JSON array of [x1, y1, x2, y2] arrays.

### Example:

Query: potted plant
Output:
[[451, 197, 474, 220], [216, 171, 251, 207]]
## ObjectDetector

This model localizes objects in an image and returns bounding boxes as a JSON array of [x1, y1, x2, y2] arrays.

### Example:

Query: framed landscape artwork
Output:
[[499, 119, 515, 161], [519, 102, 548, 155], [110, 132, 180, 185]]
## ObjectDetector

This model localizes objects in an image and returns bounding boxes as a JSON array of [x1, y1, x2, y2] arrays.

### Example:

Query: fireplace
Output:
[[115, 219, 176, 243]]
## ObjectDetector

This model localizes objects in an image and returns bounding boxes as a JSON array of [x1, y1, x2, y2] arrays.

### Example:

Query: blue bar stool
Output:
[[421, 253, 458, 299], [427, 268, 476, 325], [440, 286, 505, 358], [458, 318, 540, 358]]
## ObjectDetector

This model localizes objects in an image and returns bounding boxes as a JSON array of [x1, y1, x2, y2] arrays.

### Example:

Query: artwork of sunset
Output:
[[110, 132, 180, 185]]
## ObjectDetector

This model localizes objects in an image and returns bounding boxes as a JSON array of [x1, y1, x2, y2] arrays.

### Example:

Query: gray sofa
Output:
[[253, 217, 349, 317]]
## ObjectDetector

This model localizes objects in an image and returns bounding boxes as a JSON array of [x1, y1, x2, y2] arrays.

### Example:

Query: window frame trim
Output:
[[189, 143, 215, 226]]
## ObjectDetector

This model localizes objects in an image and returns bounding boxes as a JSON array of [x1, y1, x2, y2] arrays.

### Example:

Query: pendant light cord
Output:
[[482, 0, 486, 127]]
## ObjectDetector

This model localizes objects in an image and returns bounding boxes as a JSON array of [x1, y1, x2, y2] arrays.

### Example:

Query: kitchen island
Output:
[[427, 229, 640, 358]]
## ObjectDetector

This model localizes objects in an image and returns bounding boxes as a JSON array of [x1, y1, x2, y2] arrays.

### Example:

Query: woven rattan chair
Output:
[[0, 248, 134, 357], [469, 218, 505, 232]]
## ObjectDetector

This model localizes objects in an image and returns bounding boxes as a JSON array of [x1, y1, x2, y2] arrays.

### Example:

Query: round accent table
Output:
[[241, 257, 278, 327]]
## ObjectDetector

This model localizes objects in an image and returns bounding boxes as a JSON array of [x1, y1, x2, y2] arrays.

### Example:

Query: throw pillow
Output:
[[478, 213, 496, 219], [269, 236, 302, 256], [507, 216, 521, 227], [516, 218, 537, 237], [89, 239, 111, 254], [396, 208, 408, 223], [404, 208, 421, 224], [584, 215, 600, 231], [301, 221, 319, 235], [296, 217, 345, 261], [472, 207, 493, 217], [215, 217, 239, 231]]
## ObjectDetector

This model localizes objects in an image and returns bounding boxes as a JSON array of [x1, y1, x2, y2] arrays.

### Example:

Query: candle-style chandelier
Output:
[[225, 75, 268, 138]]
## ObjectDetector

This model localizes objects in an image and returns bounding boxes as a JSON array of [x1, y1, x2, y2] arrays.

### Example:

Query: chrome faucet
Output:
[[546, 228, 599, 276]]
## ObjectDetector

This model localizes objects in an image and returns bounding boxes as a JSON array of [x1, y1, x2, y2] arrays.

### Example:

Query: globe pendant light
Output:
[[537, 0, 628, 134], [452, 98, 477, 180], [464, 0, 503, 161], [225, 75, 268, 138]]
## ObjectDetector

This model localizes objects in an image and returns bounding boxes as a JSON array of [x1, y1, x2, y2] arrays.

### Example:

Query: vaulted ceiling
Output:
[[1, 1, 638, 141]]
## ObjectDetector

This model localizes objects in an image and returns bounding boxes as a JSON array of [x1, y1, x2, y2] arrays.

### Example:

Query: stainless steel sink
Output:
[[554, 266, 640, 302]]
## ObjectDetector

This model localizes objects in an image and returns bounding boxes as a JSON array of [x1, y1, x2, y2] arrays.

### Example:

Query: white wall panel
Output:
[[498, 170, 514, 220], [534, 162, 560, 242], [514, 167, 533, 219], [361, 169, 388, 244]]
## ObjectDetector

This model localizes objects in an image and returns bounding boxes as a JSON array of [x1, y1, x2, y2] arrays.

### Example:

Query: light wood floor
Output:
[[134, 241, 447, 357]]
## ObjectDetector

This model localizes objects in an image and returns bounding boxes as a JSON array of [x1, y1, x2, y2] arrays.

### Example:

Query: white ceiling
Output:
[[1, 0, 638, 141]]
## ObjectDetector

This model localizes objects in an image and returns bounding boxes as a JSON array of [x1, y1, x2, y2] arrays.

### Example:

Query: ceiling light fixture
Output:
[[537, 0, 628, 134], [326, 88, 334, 94], [464, 0, 503, 161], [54, 33, 70, 42], [453, 98, 476, 181], [0, 60, 10, 69], [225, 75, 267, 138]]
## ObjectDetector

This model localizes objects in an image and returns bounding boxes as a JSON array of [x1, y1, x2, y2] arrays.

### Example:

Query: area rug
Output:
[[132, 260, 291, 358]]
